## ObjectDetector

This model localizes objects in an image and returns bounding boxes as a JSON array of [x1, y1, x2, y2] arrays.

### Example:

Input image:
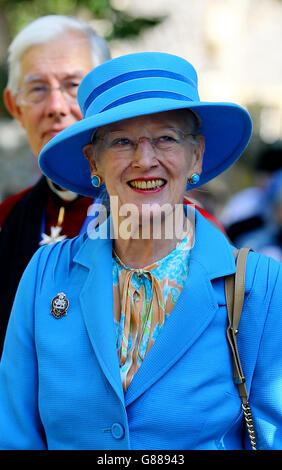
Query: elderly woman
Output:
[[0, 52, 281, 451]]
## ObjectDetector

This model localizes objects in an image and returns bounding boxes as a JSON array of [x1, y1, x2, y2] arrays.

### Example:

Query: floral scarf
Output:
[[112, 236, 192, 391]]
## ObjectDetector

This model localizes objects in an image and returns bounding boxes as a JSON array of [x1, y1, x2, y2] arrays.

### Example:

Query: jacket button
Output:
[[111, 423, 125, 440]]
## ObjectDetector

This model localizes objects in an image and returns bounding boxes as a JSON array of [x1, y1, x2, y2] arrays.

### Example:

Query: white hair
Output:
[[6, 15, 111, 94]]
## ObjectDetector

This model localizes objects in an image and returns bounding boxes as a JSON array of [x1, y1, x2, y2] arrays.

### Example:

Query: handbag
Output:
[[225, 247, 257, 450]]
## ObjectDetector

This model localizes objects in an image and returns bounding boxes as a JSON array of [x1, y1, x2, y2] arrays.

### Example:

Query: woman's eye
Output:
[[161, 135, 175, 141], [109, 138, 132, 147], [156, 135, 179, 146]]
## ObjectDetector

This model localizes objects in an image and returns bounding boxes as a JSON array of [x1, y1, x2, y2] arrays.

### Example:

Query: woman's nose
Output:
[[131, 137, 158, 168]]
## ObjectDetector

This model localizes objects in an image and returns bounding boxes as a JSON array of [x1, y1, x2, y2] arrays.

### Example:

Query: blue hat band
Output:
[[101, 90, 193, 112], [83, 69, 198, 116]]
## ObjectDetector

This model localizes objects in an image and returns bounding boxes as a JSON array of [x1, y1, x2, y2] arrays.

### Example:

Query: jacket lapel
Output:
[[74, 219, 124, 403]]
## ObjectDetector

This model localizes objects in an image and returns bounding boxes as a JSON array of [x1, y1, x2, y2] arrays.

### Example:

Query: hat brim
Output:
[[39, 97, 252, 198]]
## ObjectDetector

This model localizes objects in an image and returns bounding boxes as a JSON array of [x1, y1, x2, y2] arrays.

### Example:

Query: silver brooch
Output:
[[51, 292, 69, 319]]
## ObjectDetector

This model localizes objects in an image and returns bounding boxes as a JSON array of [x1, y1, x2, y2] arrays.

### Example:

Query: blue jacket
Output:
[[0, 210, 281, 450]]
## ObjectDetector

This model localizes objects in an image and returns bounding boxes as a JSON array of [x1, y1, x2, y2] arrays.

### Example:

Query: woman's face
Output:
[[84, 110, 205, 218]]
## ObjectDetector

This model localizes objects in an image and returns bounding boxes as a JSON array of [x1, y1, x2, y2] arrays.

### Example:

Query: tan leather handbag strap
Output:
[[225, 248, 250, 401], [225, 247, 257, 450]]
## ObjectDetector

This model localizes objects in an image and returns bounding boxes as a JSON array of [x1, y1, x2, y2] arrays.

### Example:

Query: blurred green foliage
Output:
[[0, 0, 164, 40]]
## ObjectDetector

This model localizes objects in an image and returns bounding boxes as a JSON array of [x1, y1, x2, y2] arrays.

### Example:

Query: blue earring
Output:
[[188, 173, 200, 184], [91, 175, 102, 187]]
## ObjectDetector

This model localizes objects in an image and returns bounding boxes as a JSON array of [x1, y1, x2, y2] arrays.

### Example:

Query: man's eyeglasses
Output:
[[16, 80, 81, 106], [92, 128, 196, 155]]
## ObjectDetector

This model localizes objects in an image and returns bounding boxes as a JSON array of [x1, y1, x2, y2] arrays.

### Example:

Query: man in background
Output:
[[0, 15, 111, 354]]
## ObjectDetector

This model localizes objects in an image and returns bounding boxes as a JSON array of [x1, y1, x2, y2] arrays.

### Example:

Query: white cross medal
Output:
[[51, 292, 69, 319]]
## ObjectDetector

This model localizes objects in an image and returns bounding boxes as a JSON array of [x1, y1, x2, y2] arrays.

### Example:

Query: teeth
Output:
[[129, 179, 165, 190]]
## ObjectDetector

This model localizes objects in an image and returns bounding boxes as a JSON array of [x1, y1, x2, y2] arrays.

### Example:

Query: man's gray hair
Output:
[[6, 15, 111, 94]]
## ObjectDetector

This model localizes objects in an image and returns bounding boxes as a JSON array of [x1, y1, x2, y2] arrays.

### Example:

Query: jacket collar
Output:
[[75, 208, 236, 280], [188, 206, 236, 279], [73, 209, 236, 405]]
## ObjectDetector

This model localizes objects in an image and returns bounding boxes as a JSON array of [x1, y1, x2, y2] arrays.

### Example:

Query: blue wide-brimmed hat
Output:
[[39, 52, 252, 197]]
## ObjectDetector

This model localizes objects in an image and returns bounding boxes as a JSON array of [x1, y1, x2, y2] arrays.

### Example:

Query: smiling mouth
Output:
[[128, 179, 166, 191]]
